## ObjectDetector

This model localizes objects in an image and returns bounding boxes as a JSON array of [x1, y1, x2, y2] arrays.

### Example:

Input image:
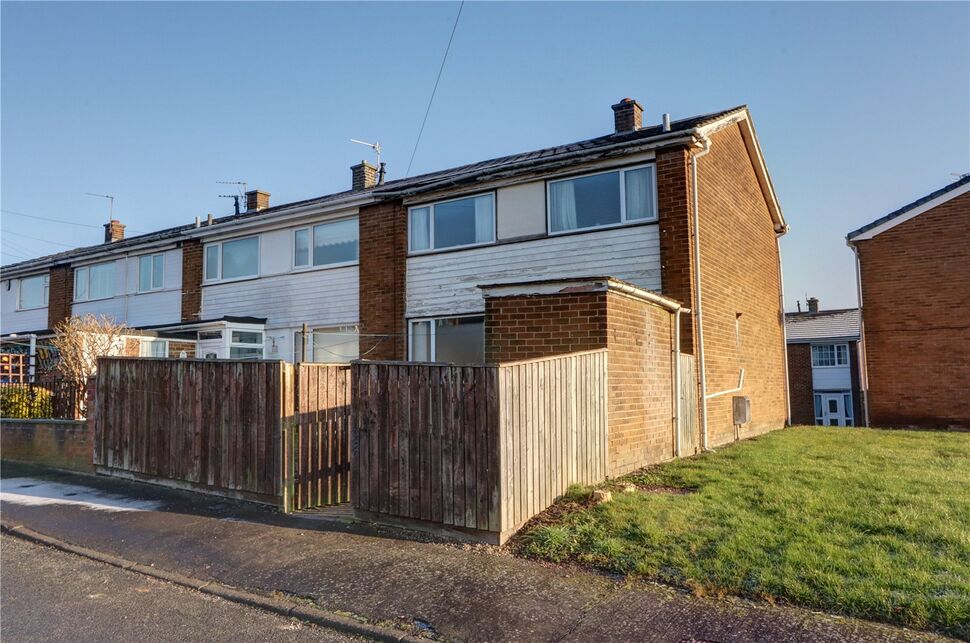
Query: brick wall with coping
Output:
[[855, 190, 970, 428], [180, 239, 203, 322], [484, 285, 676, 477], [358, 199, 408, 360], [0, 418, 93, 472]]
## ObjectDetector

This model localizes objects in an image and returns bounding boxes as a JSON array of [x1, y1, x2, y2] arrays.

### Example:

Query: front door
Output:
[[821, 394, 846, 426]]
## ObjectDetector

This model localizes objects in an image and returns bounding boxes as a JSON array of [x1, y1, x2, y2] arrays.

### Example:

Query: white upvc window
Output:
[[139, 338, 168, 358], [18, 274, 49, 310], [547, 164, 658, 234], [811, 343, 849, 367], [138, 254, 164, 292], [409, 314, 485, 364], [204, 236, 259, 282], [408, 192, 495, 253], [229, 329, 264, 360], [74, 261, 115, 301], [293, 217, 359, 269], [294, 325, 359, 363]]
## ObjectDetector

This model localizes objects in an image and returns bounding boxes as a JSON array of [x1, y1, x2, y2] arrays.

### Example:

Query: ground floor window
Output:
[[409, 315, 485, 364], [229, 330, 264, 360], [294, 325, 359, 363], [814, 390, 854, 427], [139, 339, 168, 358]]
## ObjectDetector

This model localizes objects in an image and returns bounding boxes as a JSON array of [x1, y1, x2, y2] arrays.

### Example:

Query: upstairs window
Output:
[[294, 218, 359, 268], [138, 254, 164, 292], [409, 193, 495, 252], [204, 237, 259, 281], [74, 261, 115, 301], [811, 343, 849, 367], [547, 165, 657, 234], [18, 274, 49, 310]]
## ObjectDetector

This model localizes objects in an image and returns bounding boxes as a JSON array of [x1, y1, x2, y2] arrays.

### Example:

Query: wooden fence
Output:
[[352, 350, 608, 543], [94, 358, 288, 503], [285, 364, 353, 511], [677, 354, 699, 456]]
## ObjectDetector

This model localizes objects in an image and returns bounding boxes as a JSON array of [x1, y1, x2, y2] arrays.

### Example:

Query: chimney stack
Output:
[[351, 161, 378, 191], [611, 98, 643, 133], [104, 219, 125, 243], [807, 297, 819, 313], [245, 190, 271, 212]]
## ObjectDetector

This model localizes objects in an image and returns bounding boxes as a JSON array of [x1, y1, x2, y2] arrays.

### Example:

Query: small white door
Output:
[[821, 394, 846, 427]]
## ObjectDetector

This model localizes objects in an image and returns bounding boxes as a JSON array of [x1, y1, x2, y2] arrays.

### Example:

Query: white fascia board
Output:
[[848, 181, 970, 242]]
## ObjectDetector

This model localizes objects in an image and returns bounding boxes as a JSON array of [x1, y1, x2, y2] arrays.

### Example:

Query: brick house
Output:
[[785, 299, 862, 426], [2, 97, 790, 473], [846, 175, 970, 429]]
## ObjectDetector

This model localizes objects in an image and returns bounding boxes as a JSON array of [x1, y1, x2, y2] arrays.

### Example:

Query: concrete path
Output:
[[2, 536, 359, 643], [0, 463, 950, 643]]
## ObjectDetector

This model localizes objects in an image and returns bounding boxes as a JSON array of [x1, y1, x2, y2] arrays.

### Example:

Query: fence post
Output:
[[86, 376, 98, 467]]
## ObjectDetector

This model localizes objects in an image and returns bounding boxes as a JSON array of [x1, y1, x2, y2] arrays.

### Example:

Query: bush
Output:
[[0, 386, 54, 419]]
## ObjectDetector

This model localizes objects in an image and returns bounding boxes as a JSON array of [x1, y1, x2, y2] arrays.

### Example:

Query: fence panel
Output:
[[93, 358, 287, 503], [498, 350, 608, 533], [678, 353, 698, 456], [285, 364, 353, 511], [0, 379, 83, 419]]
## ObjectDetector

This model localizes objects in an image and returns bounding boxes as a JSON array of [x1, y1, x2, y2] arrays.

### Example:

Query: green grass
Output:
[[519, 427, 970, 638]]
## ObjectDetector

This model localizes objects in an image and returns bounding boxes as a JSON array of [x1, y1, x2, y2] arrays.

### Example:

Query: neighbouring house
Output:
[[846, 175, 970, 429], [2, 97, 790, 473], [785, 299, 862, 427]]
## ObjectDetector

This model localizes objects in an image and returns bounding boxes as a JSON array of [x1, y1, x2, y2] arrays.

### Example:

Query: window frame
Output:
[[407, 313, 486, 363], [17, 274, 49, 310], [228, 328, 265, 360], [407, 191, 497, 255], [291, 217, 360, 271], [203, 236, 260, 283], [545, 163, 659, 236], [139, 338, 169, 358], [811, 342, 849, 368], [294, 324, 360, 363], [137, 253, 165, 293], [74, 260, 116, 302]]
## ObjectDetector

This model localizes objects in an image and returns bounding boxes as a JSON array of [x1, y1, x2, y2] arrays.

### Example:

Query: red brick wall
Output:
[[695, 124, 788, 444], [605, 291, 675, 476], [855, 190, 970, 428], [47, 265, 74, 329], [484, 291, 608, 363], [657, 145, 697, 356], [787, 343, 814, 425], [359, 199, 408, 360], [484, 288, 677, 477], [180, 239, 202, 322], [0, 419, 93, 472]]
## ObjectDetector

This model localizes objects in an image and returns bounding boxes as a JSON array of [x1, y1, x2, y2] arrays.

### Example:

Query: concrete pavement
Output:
[[1, 536, 359, 642], [0, 463, 951, 642]]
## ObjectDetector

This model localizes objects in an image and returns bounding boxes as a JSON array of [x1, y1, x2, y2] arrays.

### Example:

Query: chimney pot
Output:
[[611, 97, 643, 133], [351, 161, 378, 191], [104, 219, 125, 243], [245, 190, 271, 212], [807, 297, 819, 313]]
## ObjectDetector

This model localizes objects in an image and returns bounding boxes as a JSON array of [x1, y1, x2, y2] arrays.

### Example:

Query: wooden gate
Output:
[[284, 364, 353, 511], [678, 353, 699, 456]]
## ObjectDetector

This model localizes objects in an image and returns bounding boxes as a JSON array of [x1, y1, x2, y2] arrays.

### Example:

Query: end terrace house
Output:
[[2, 97, 790, 457]]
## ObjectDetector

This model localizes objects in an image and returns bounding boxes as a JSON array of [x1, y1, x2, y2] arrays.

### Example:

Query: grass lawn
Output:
[[518, 427, 970, 638]]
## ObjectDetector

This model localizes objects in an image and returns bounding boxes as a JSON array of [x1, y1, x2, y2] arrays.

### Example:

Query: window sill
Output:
[[289, 261, 360, 274], [408, 239, 496, 257], [547, 216, 658, 237], [15, 305, 48, 312], [73, 295, 115, 304], [203, 274, 261, 286]]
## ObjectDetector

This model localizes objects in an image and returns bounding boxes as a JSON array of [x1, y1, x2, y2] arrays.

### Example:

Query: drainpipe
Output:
[[850, 243, 871, 426], [690, 136, 712, 450], [776, 232, 791, 425]]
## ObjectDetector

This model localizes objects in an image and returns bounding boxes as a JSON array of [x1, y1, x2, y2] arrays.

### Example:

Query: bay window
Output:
[[204, 237, 259, 281], [18, 274, 49, 309], [547, 164, 657, 233], [138, 254, 164, 292], [409, 193, 495, 252], [74, 261, 115, 301], [409, 315, 485, 364], [293, 218, 359, 268]]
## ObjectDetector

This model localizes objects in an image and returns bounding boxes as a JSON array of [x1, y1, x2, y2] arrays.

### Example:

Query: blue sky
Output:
[[2, 2, 967, 310]]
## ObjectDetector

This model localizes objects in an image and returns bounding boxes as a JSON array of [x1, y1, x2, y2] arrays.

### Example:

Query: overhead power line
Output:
[[2, 209, 146, 234], [405, 0, 465, 178], [2, 229, 76, 248]]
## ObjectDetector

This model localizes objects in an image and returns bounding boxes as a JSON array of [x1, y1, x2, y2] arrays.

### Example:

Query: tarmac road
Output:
[[0, 536, 362, 643]]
